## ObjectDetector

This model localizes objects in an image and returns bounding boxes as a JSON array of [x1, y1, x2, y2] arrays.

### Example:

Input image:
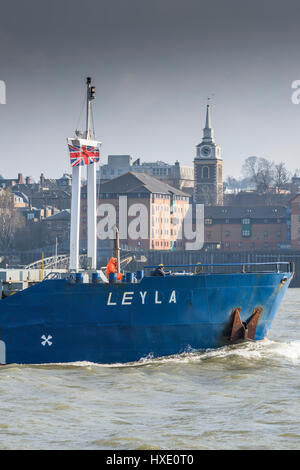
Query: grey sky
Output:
[[0, 0, 300, 180]]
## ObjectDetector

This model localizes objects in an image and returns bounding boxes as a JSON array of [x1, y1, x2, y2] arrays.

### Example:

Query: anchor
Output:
[[227, 307, 263, 343]]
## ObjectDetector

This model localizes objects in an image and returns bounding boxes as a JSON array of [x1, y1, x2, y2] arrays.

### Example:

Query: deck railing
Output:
[[144, 261, 295, 276]]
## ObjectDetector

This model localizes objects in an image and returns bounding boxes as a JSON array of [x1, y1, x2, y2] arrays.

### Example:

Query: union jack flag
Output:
[[81, 144, 100, 165], [68, 142, 82, 167], [68, 139, 100, 167]]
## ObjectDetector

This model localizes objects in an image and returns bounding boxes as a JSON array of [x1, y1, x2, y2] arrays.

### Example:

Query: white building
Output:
[[97, 155, 194, 191]]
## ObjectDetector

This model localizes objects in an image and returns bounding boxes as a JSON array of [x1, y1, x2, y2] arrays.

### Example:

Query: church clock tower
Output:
[[193, 103, 223, 205]]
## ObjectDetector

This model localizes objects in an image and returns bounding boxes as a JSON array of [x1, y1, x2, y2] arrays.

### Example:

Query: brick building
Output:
[[290, 194, 300, 249], [80, 172, 190, 251], [201, 205, 289, 251], [0, 173, 72, 210], [42, 209, 71, 244]]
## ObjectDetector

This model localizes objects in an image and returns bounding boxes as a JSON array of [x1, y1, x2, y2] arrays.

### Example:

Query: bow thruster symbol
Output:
[[41, 335, 53, 346]]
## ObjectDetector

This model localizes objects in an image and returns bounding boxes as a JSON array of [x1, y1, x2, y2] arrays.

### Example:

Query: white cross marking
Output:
[[41, 335, 53, 346]]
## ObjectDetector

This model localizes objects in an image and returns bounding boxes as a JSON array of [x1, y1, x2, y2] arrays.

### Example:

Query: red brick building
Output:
[[202, 205, 289, 251], [80, 172, 190, 251], [290, 194, 300, 249]]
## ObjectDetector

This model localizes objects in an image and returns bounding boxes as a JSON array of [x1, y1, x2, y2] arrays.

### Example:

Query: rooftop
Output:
[[93, 172, 190, 197], [44, 209, 71, 221], [204, 205, 287, 219]]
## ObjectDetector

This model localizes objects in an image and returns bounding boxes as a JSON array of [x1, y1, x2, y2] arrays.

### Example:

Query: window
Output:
[[202, 166, 209, 178], [242, 218, 250, 225], [225, 242, 230, 247], [205, 218, 212, 225], [242, 230, 251, 237], [264, 231, 268, 238]]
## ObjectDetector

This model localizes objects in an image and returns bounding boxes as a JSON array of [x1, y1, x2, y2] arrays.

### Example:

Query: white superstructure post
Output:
[[87, 163, 97, 269], [85, 77, 97, 270], [69, 164, 81, 271]]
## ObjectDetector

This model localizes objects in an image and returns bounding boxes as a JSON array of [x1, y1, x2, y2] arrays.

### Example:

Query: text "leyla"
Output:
[[107, 290, 177, 306]]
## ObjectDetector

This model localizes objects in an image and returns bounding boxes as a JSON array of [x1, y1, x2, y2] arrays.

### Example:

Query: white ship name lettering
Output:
[[122, 291, 134, 305], [106, 290, 177, 306], [155, 291, 162, 304], [107, 292, 117, 306], [140, 291, 147, 304]]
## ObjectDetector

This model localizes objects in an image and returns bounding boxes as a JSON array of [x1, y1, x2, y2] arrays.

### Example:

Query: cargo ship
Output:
[[0, 78, 294, 365]]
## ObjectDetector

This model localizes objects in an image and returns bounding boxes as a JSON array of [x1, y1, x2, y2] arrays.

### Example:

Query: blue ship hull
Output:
[[0, 268, 293, 365]]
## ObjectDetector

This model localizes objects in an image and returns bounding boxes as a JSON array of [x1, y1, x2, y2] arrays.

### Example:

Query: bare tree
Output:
[[225, 176, 239, 190], [196, 185, 219, 205], [0, 189, 24, 251], [273, 162, 290, 191], [242, 156, 260, 187], [258, 158, 275, 192], [242, 156, 275, 192]]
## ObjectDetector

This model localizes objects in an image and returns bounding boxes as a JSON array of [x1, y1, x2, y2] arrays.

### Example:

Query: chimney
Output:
[[25, 176, 30, 185], [18, 173, 23, 184], [40, 173, 45, 186]]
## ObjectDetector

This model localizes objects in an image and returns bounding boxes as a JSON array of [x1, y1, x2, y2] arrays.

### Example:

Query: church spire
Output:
[[205, 102, 211, 128], [203, 101, 215, 143]]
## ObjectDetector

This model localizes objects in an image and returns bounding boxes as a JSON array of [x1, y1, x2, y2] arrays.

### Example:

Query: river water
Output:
[[0, 288, 300, 450]]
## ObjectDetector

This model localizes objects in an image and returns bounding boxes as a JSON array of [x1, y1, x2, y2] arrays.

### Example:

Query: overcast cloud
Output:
[[0, 0, 300, 180]]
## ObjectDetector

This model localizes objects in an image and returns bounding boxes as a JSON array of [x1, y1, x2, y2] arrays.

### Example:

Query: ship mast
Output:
[[86, 77, 97, 270], [69, 77, 98, 272]]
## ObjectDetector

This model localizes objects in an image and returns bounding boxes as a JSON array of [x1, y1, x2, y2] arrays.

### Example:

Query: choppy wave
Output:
[[132, 339, 300, 367], [5, 338, 300, 371]]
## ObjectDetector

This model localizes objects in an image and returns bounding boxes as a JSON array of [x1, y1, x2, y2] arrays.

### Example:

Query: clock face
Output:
[[201, 146, 211, 157]]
